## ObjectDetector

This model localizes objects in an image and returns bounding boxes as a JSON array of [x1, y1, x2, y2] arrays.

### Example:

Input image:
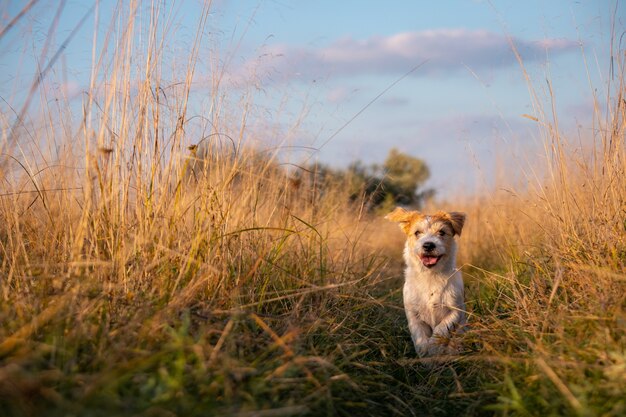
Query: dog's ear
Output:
[[385, 207, 416, 234], [385, 207, 413, 222], [448, 212, 466, 236]]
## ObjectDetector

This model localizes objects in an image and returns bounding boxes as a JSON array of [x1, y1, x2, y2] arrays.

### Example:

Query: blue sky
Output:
[[0, 0, 622, 197]]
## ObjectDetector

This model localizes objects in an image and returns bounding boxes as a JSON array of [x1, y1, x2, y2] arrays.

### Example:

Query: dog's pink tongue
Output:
[[421, 255, 439, 267]]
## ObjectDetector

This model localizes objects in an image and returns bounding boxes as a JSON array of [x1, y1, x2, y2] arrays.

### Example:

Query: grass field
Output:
[[1, 3, 625, 416]]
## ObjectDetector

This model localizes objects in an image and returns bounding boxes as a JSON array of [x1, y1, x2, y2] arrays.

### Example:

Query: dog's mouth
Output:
[[420, 254, 443, 268]]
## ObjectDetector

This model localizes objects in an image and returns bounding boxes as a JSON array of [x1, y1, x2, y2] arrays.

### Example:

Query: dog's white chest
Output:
[[404, 276, 451, 326]]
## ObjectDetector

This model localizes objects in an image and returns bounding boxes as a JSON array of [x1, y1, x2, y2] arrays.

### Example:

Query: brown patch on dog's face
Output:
[[386, 208, 466, 269], [385, 208, 465, 237]]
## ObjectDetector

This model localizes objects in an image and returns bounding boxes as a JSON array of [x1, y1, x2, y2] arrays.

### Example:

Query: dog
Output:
[[386, 207, 466, 356]]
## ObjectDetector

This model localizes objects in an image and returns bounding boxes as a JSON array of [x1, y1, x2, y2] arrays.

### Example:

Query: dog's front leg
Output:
[[406, 310, 433, 355], [429, 308, 465, 355], [433, 308, 465, 337], [432, 308, 464, 339]]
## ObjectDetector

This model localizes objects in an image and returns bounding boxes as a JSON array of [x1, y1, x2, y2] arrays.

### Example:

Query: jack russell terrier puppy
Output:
[[386, 207, 466, 356]]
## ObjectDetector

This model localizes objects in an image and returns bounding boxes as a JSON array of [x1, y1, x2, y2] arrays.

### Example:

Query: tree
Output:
[[380, 148, 432, 209], [298, 148, 433, 212]]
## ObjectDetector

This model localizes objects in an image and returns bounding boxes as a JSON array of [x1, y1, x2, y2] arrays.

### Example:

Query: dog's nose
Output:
[[422, 242, 436, 252]]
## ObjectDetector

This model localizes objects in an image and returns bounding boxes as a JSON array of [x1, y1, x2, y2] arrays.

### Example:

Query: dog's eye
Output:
[[438, 230, 446, 237], [415, 230, 423, 236]]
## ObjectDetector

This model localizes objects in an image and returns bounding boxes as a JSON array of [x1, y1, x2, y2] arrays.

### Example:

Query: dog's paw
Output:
[[428, 336, 462, 356], [413, 343, 430, 357], [444, 338, 463, 355], [414, 338, 463, 359], [426, 342, 447, 356]]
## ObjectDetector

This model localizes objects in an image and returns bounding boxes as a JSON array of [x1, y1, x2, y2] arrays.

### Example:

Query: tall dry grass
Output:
[[0, 4, 403, 415], [443, 40, 626, 416]]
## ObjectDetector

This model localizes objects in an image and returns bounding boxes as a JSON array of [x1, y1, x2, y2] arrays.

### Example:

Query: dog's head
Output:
[[385, 207, 466, 270]]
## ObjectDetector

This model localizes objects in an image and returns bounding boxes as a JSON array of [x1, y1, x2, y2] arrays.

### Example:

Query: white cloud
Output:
[[379, 96, 410, 107], [326, 86, 353, 103], [238, 29, 578, 83]]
